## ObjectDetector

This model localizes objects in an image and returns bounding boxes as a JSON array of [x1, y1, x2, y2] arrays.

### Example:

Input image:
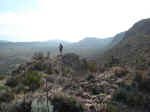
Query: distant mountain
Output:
[[99, 18, 150, 69], [11, 40, 71, 48], [47, 39, 71, 44], [41, 40, 72, 47], [108, 32, 125, 48], [74, 37, 112, 48], [0, 40, 10, 43], [65, 37, 113, 59]]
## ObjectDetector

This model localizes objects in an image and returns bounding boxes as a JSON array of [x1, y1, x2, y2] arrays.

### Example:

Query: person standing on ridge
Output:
[[59, 43, 63, 55]]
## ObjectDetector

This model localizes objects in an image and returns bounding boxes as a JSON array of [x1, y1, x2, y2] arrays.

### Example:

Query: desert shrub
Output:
[[31, 98, 53, 112], [134, 72, 143, 83], [86, 74, 94, 81], [112, 67, 128, 77], [32, 61, 44, 71], [23, 71, 41, 91], [135, 71, 150, 92], [113, 86, 128, 103], [13, 84, 25, 94], [0, 85, 9, 90], [64, 66, 73, 74], [0, 89, 14, 103], [109, 56, 120, 67], [51, 92, 84, 112], [120, 58, 129, 64], [31, 60, 52, 73], [0, 75, 5, 80], [113, 84, 145, 106], [81, 59, 88, 70], [135, 71, 148, 82], [5, 76, 19, 88], [107, 104, 121, 112], [92, 87, 101, 95], [32, 52, 44, 60], [139, 79, 150, 92], [87, 62, 97, 73], [1, 101, 32, 112], [45, 63, 52, 74]]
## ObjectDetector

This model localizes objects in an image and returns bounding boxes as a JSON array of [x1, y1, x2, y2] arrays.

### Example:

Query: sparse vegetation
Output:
[[86, 74, 94, 81], [107, 104, 122, 112], [23, 71, 41, 91], [135, 71, 150, 92], [0, 89, 14, 103], [5, 76, 19, 88], [87, 62, 98, 73], [32, 52, 44, 60], [113, 83, 146, 107], [2, 18, 150, 112], [51, 91, 84, 112], [0, 75, 5, 80], [0, 85, 9, 90], [64, 66, 73, 74], [31, 98, 53, 112]]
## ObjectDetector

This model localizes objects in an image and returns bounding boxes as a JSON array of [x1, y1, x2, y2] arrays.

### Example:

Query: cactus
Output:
[[31, 98, 54, 112]]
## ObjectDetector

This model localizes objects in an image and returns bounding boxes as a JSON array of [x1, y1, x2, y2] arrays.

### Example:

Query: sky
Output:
[[0, 0, 150, 42]]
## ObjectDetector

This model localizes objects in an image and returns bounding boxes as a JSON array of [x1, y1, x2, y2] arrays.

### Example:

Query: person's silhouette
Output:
[[59, 43, 63, 55]]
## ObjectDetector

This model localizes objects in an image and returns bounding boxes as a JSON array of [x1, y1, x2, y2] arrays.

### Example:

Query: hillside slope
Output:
[[99, 18, 150, 69]]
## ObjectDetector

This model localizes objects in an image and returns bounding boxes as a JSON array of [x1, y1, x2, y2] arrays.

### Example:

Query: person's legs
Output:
[[60, 48, 63, 55]]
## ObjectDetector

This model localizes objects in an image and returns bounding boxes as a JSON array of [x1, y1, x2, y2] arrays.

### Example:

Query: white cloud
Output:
[[0, 0, 150, 42]]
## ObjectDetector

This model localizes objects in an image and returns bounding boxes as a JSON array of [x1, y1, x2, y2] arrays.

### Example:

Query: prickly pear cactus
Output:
[[31, 98, 53, 112]]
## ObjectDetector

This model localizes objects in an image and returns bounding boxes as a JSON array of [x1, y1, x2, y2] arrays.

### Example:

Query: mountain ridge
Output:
[[98, 18, 150, 70]]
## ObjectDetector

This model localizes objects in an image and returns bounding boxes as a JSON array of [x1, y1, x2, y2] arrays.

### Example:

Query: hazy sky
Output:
[[0, 0, 150, 42]]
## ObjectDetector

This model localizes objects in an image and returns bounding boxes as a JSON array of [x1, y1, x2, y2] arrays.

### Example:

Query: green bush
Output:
[[113, 87, 127, 103], [0, 75, 5, 80], [0, 85, 9, 90], [107, 104, 121, 112], [23, 71, 41, 91], [92, 87, 101, 95], [32, 52, 44, 60], [32, 61, 44, 71], [86, 75, 94, 81], [13, 84, 25, 94], [139, 79, 150, 92], [113, 84, 145, 106], [135, 72, 150, 92], [0, 89, 14, 103], [51, 92, 84, 112], [64, 66, 73, 74], [5, 77, 19, 88], [87, 62, 97, 73]]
